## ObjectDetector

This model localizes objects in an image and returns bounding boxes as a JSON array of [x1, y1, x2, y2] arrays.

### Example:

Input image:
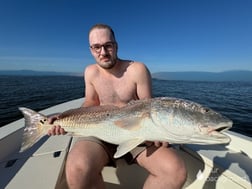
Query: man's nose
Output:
[[100, 46, 108, 55]]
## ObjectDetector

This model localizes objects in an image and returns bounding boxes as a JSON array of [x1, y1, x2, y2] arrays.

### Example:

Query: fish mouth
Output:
[[213, 125, 231, 133], [195, 121, 232, 144], [206, 122, 232, 143], [210, 121, 233, 133]]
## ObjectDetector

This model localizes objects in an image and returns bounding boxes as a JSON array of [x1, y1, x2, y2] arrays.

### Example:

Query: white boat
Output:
[[0, 98, 251, 189]]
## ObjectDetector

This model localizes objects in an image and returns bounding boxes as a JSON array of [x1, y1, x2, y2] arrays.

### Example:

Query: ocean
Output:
[[0, 76, 251, 137]]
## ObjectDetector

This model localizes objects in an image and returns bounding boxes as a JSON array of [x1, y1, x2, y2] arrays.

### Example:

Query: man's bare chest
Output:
[[93, 77, 137, 105]]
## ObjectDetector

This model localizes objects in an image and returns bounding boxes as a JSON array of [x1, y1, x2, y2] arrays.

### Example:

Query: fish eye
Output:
[[205, 108, 210, 113], [201, 108, 210, 113]]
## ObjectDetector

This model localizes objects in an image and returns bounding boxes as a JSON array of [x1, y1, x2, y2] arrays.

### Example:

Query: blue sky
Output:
[[0, 0, 251, 73]]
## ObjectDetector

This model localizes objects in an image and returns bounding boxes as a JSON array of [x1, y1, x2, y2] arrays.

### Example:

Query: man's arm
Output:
[[134, 62, 169, 147], [82, 65, 100, 107], [48, 65, 99, 135], [134, 62, 152, 99]]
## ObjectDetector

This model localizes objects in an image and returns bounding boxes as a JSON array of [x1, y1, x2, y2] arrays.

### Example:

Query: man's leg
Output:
[[136, 145, 187, 189], [65, 140, 110, 189]]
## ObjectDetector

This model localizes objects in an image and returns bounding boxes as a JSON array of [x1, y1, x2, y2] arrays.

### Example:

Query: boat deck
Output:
[[0, 98, 251, 189]]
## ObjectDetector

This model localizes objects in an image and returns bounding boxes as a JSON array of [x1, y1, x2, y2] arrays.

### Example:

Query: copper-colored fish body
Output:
[[19, 97, 232, 158]]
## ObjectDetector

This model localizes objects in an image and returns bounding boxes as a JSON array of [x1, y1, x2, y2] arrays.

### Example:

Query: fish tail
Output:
[[19, 107, 47, 152]]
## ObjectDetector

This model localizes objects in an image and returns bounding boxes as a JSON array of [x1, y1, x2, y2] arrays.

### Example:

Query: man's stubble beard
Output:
[[99, 58, 117, 70]]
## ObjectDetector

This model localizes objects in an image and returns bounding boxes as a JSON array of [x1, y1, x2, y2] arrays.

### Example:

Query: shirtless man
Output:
[[48, 24, 187, 189]]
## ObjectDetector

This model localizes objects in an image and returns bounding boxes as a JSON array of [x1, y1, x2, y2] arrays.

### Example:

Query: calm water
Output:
[[0, 76, 251, 137]]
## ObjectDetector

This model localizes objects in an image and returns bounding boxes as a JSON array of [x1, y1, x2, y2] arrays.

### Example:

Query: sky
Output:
[[0, 0, 251, 74]]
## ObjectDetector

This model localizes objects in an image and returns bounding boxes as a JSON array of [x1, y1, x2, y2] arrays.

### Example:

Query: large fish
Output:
[[19, 97, 232, 158]]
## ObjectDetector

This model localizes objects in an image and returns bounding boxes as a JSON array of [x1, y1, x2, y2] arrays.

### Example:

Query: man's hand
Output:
[[145, 141, 169, 147], [154, 141, 169, 147], [47, 115, 67, 136], [48, 125, 66, 135]]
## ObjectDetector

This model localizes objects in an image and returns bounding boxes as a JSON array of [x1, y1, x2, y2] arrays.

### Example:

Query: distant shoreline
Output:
[[0, 70, 82, 77], [0, 69, 252, 81], [152, 70, 252, 81]]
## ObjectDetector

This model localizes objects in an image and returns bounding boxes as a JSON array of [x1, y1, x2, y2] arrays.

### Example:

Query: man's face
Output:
[[89, 28, 117, 69]]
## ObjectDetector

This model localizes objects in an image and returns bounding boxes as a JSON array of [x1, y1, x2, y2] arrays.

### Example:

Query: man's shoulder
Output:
[[84, 64, 99, 78], [85, 64, 97, 70], [127, 61, 149, 73], [128, 62, 151, 82]]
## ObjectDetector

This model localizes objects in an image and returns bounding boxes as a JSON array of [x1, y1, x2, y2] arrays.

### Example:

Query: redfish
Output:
[[19, 97, 232, 158]]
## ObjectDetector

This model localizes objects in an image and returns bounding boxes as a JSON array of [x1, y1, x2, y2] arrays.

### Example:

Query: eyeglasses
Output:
[[90, 42, 115, 53]]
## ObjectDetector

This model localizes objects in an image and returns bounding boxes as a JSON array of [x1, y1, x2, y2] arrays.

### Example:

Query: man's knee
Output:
[[161, 150, 187, 188], [65, 140, 109, 179], [173, 161, 187, 187], [146, 146, 187, 188], [65, 151, 92, 179]]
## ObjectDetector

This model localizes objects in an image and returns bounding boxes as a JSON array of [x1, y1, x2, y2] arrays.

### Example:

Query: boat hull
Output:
[[0, 98, 251, 189]]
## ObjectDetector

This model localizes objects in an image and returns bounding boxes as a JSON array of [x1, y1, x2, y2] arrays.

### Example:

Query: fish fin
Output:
[[114, 112, 150, 131], [19, 107, 47, 152], [114, 118, 141, 130], [114, 138, 145, 158]]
